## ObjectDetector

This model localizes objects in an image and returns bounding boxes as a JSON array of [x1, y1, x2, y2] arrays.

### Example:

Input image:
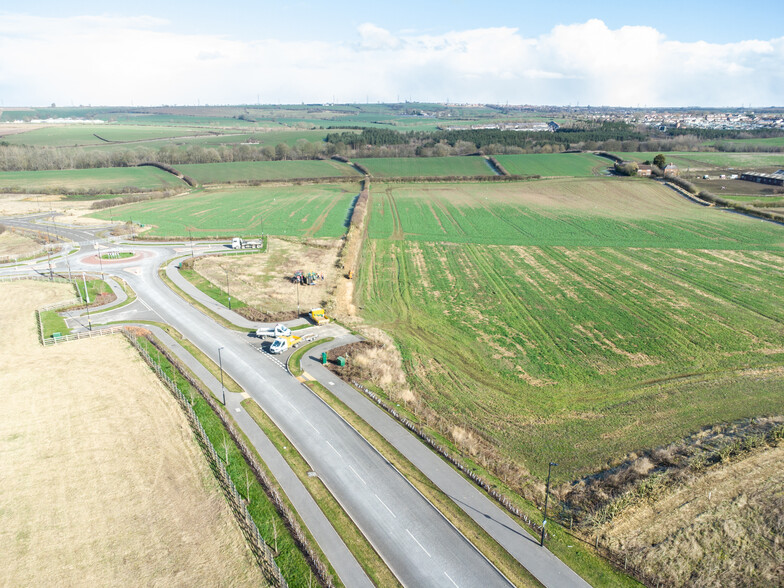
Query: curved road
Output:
[[1, 214, 590, 588]]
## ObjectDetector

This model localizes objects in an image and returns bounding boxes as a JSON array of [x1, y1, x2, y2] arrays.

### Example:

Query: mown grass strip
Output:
[[75, 277, 113, 303], [158, 266, 252, 333], [288, 338, 334, 377], [178, 265, 248, 310], [242, 398, 400, 588], [39, 309, 70, 338], [302, 379, 543, 588], [131, 333, 317, 586]]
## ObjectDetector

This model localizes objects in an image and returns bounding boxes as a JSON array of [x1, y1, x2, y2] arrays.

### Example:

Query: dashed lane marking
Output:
[[375, 493, 396, 518], [406, 529, 431, 557]]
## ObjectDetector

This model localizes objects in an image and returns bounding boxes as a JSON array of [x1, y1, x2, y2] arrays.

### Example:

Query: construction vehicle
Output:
[[256, 323, 291, 339], [269, 334, 302, 354], [310, 308, 330, 325], [231, 237, 263, 250]]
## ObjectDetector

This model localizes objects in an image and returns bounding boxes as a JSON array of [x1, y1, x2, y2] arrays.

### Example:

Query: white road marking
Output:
[[444, 572, 459, 587], [328, 381, 335, 386], [325, 440, 341, 457], [348, 465, 366, 485], [375, 493, 396, 518], [306, 420, 319, 434], [406, 529, 431, 557], [235, 407, 241, 413]]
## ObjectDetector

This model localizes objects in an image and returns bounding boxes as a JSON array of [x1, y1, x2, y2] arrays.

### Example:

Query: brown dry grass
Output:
[[600, 445, 784, 586], [0, 230, 43, 257], [0, 281, 266, 587], [0, 193, 95, 217], [195, 237, 341, 314]]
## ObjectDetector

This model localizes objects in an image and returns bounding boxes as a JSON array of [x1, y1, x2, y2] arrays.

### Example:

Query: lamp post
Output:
[[98, 245, 104, 280], [218, 346, 226, 405], [541, 462, 557, 547], [189, 229, 194, 258], [296, 279, 300, 317], [224, 267, 231, 310], [82, 272, 92, 331]]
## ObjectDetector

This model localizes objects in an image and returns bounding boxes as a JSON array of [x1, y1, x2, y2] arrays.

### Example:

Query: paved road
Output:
[[1, 214, 590, 588]]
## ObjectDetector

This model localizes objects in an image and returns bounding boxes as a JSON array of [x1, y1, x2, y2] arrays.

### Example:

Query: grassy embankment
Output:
[[132, 333, 329, 587]]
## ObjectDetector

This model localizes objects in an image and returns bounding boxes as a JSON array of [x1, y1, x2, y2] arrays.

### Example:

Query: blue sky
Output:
[[1, 1, 782, 107]]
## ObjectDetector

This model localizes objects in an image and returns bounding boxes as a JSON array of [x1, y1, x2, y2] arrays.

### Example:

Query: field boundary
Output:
[[124, 332, 289, 588], [137, 332, 336, 587]]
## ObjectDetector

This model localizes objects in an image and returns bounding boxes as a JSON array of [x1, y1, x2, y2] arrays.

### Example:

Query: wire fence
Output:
[[350, 381, 548, 539], [133, 332, 335, 588], [125, 332, 290, 588]]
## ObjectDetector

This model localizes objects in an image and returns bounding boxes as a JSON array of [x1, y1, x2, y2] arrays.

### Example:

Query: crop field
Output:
[[354, 156, 495, 177], [177, 159, 359, 184], [91, 183, 360, 238], [0, 166, 185, 193], [367, 179, 784, 248], [614, 151, 784, 170], [358, 179, 784, 482], [1, 124, 215, 147], [494, 153, 608, 176]]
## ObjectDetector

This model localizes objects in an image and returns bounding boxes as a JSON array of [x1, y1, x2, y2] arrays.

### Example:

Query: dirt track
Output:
[[0, 281, 265, 586]]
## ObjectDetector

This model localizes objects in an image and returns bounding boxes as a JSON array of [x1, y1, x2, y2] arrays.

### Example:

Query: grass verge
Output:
[[303, 379, 544, 588], [358, 383, 638, 587], [74, 277, 113, 304], [178, 264, 249, 310], [242, 398, 400, 588], [288, 338, 334, 377], [132, 333, 317, 586], [40, 309, 70, 338], [158, 266, 252, 333]]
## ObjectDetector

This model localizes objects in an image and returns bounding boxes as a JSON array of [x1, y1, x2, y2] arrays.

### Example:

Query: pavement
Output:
[[0, 212, 591, 588]]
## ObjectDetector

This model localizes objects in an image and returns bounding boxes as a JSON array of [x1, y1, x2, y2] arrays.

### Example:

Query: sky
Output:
[[1, 0, 782, 108]]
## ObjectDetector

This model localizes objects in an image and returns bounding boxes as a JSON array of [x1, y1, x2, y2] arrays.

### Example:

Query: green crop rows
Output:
[[91, 183, 360, 238], [367, 179, 784, 249], [2, 124, 213, 147], [177, 160, 359, 184], [0, 166, 185, 193], [494, 153, 608, 176], [358, 179, 784, 482], [354, 156, 495, 177]]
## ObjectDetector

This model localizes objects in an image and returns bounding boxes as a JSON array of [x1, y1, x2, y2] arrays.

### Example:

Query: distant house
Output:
[[637, 164, 653, 177], [547, 121, 560, 132], [663, 163, 679, 176]]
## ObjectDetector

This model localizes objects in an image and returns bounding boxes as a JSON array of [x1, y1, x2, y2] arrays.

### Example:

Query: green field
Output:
[[368, 179, 784, 248], [2, 124, 216, 147], [91, 183, 360, 238], [354, 156, 495, 177], [494, 153, 608, 177], [614, 151, 784, 171], [0, 166, 185, 193], [177, 160, 359, 184], [358, 179, 784, 483]]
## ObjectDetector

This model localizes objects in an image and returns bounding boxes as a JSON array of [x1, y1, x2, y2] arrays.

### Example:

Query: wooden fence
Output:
[[125, 333, 289, 588], [137, 333, 334, 588]]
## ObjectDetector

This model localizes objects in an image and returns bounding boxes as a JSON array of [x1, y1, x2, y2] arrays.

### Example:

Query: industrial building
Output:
[[740, 171, 784, 186]]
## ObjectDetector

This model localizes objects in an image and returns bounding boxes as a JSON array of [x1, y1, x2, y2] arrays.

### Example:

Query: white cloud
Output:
[[0, 14, 781, 107]]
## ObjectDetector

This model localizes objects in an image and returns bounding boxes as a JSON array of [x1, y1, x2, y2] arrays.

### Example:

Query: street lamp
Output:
[[189, 229, 194, 258], [82, 272, 92, 331], [218, 346, 226, 405], [541, 462, 557, 547], [224, 267, 232, 310]]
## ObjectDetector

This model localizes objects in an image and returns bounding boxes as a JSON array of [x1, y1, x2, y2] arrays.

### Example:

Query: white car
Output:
[[256, 323, 291, 339]]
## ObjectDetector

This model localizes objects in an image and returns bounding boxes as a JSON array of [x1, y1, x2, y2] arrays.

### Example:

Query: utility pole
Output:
[[225, 267, 231, 310], [82, 272, 92, 331], [541, 462, 557, 547], [218, 346, 226, 405], [189, 229, 194, 258]]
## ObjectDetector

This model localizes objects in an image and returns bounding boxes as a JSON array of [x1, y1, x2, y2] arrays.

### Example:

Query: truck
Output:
[[256, 323, 291, 339], [310, 308, 330, 325], [231, 237, 263, 250], [269, 335, 302, 354]]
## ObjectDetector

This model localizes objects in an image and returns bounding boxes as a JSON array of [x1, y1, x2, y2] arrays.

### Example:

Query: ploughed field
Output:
[[358, 178, 784, 482], [91, 182, 361, 238]]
